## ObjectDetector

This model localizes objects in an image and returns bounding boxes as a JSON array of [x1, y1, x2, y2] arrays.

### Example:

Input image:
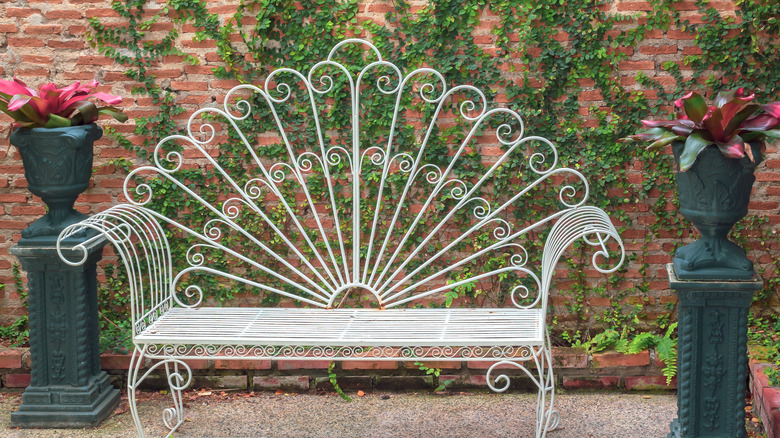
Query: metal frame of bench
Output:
[[57, 39, 625, 438]]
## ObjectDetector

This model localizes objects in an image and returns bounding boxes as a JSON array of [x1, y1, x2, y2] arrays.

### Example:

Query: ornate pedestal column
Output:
[[9, 235, 119, 428], [666, 264, 762, 438]]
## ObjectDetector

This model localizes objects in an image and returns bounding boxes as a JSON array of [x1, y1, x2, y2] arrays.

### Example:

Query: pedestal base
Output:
[[667, 264, 762, 438], [11, 372, 119, 428], [10, 236, 119, 429], [666, 418, 681, 438]]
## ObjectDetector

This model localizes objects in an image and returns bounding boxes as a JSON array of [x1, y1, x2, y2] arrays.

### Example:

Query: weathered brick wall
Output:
[[0, 0, 777, 328], [0, 347, 675, 392]]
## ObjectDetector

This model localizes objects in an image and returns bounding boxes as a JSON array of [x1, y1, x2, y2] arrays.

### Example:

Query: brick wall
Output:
[[0, 347, 675, 392], [0, 0, 777, 327]]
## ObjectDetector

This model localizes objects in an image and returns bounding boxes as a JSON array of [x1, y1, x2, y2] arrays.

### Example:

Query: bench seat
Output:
[[137, 308, 544, 354]]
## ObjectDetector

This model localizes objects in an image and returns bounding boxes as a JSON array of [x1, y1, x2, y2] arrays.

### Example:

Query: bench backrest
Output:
[[59, 39, 624, 336]]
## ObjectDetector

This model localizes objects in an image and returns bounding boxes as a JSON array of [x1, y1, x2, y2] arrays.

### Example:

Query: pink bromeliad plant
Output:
[[0, 78, 127, 131], [622, 89, 780, 171]]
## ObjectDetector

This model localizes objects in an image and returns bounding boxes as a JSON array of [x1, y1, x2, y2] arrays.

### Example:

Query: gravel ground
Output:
[[0, 390, 677, 438]]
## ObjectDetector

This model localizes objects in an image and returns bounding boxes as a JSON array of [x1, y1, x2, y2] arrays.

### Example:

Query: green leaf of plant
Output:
[[98, 107, 129, 123], [69, 101, 98, 125], [682, 92, 708, 124], [758, 129, 780, 139], [44, 114, 72, 128], [679, 132, 713, 171]]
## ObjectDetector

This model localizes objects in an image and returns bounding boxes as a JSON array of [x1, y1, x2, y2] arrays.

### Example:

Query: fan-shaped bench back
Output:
[[59, 39, 623, 335]]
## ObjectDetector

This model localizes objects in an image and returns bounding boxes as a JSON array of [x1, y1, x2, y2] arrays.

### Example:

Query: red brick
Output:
[[551, 347, 587, 368], [46, 10, 85, 19], [619, 61, 655, 70], [277, 360, 331, 370], [368, 3, 394, 13], [77, 194, 113, 203], [6, 8, 41, 17], [0, 221, 29, 230], [668, 30, 695, 40], [24, 25, 62, 34], [184, 65, 217, 75], [682, 46, 703, 55], [48, 40, 86, 49], [404, 361, 461, 370], [5, 374, 31, 388], [762, 387, 780, 420], [85, 8, 120, 18], [616, 1, 652, 11], [16, 67, 50, 76], [21, 55, 54, 64], [467, 361, 521, 370], [148, 69, 181, 79], [625, 375, 675, 390], [8, 38, 46, 48], [253, 376, 310, 391], [11, 206, 46, 216], [592, 350, 650, 368], [0, 349, 23, 369], [342, 360, 399, 370], [562, 376, 620, 390], [0, 24, 19, 33], [214, 359, 271, 370], [171, 81, 208, 91], [579, 90, 603, 102], [639, 45, 678, 55], [69, 25, 87, 35], [101, 353, 132, 370], [0, 194, 28, 203], [77, 56, 114, 66]]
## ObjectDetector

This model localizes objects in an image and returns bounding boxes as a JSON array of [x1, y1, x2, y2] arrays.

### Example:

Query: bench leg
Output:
[[128, 346, 147, 438], [161, 360, 189, 434], [127, 346, 193, 437], [485, 345, 559, 438], [536, 342, 559, 437]]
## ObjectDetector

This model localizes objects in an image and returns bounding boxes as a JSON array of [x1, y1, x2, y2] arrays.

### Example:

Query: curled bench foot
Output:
[[127, 346, 193, 438]]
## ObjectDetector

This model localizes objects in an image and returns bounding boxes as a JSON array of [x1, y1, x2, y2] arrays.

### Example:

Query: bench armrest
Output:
[[540, 206, 625, 310], [57, 204, 174, 337]]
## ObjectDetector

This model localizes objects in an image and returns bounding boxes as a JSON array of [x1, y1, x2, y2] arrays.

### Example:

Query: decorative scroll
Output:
[[57, 37, 625, 328], [142, 343, 536, 361]]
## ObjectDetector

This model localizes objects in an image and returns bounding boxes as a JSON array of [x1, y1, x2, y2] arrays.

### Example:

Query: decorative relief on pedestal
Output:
[[701, 310, 726, 431], [50, 352, 65, 381], [709, 310, 724, 344], [48, 274, 67, 383]]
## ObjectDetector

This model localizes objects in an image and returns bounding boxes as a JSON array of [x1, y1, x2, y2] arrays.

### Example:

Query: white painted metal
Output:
[[57, 39, 625, 438]]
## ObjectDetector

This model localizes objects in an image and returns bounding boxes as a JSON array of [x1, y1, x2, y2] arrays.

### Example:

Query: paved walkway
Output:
[[0, 390, 676, 437]]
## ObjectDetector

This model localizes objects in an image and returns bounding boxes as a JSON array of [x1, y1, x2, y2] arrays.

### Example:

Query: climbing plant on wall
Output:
[[85, 0, 780, 351]]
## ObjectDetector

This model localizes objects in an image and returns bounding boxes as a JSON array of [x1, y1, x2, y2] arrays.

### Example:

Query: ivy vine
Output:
[[80, 0, 780, 359]]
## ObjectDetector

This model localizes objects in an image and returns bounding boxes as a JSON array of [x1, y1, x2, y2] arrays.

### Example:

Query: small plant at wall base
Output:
[[415, 362, 456, 392], [0, 264, 28, 347], [328, 362, 351, 402]]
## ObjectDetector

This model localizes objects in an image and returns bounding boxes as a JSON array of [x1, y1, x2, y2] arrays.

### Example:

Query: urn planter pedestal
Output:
[[9, 238, 119, 428], [666, 265, 762, 438], [9, 124, 119, 427]]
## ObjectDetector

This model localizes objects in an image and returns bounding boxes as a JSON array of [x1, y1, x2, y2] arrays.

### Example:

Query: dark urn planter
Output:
[[10, 124, 102, 241], [672, 141, 762, 280]]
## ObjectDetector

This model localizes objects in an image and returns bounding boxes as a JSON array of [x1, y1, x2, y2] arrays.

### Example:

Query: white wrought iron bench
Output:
[[57, 39, 624, 438]]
